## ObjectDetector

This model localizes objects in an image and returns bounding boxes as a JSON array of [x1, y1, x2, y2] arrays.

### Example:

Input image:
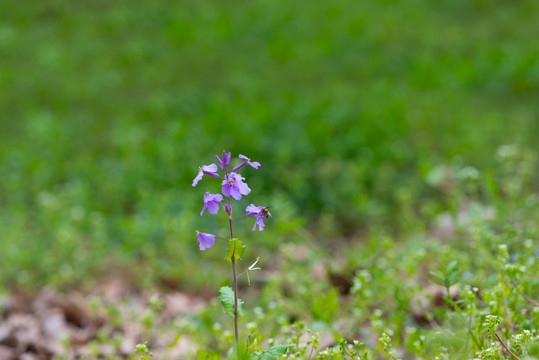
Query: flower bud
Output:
[[225, 200, 232, 216]]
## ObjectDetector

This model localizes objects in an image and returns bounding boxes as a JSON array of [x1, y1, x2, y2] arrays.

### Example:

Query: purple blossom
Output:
[[216, 151, 232, 172], [225, 199, 232, 216], [192, 164, 220, 187], [196, 231, 216, 250], [232, 154, 261, 172], [245, 204, 270, 231], [200, 192, 223, 216], [246, 204, 264, 216], [222, 172, 251, 200]]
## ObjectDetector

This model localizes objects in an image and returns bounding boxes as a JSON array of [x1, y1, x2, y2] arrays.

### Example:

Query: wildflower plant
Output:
[[193, 151, 287, 359]]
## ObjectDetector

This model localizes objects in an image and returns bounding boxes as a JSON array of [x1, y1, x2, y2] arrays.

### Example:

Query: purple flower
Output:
[[200, 192, 223, 216], [216, 151, 232, 172], [192, 164, 220, 187], [225, 199, 232, 216], [245, 204, 271, 231], [232, 154, 261, 172], [246, 204, 264, 216], [196, 231, 216, 250], [222, 172, 251, 200]]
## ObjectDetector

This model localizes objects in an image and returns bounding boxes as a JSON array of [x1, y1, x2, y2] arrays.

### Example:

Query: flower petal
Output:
[[238, 154, 260, 169], [205, 171, 220, 178], [200, 203, 207, 216], [196, 232, 216, 250], [216, 154, 223, 170], [252, 215, 265, 231], [246, 204, 263, 213], [223, 151, 231, 167], [238, 181, 251, 196], [256, 215, 266, 231], [221, 182, 231, 197], [232, 160, 248, 172], [192, 170, 203, 187], [230, 186, 242, 200], [207, 201, 220, 214], [201, 164, 218, 172]]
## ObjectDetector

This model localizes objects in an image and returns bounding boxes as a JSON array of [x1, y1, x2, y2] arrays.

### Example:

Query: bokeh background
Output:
[[1, 0, 538, 293]]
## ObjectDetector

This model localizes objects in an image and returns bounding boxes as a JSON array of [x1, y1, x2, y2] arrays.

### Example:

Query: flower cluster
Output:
[[193, 151, 270, 250]]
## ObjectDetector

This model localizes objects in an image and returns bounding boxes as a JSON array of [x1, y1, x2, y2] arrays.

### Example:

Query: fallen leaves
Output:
[[0, 285, 206, 359]]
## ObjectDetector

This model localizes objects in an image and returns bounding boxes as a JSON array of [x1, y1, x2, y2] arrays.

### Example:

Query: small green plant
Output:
[[378, 332, 398, 360], [134, 342, 153, 360], [430, 260, 462, 297]]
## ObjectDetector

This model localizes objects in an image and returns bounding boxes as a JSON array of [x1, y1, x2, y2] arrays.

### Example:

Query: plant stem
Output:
[[229, 216, 240, 350], [510, 281, 539, 307], [343, 348, 361, 360], [232, 257, 239, 348], [308, 346, 315, 360], [494, 332, 521, 360], [445, 288, 482, 349], [521, 292, 539, 307], [502, 295, 514, 335], [464, 312, 472, 354]]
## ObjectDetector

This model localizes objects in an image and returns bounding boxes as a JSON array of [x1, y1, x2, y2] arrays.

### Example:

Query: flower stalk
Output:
[[193, 151, 269, 354], [229, 216, 240, 349]]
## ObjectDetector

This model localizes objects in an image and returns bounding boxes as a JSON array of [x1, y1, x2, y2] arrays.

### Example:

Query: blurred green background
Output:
[[0, 0, 537, 291]]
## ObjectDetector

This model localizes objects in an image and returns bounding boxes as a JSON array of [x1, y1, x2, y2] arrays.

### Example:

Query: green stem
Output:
[[445, 287, 482, 349], [308, 346, 315, 360], [229, 216, 239, 351], [232, 257, 239, 349], [465, 311, 472, 353], [502, 294, 514, 336]]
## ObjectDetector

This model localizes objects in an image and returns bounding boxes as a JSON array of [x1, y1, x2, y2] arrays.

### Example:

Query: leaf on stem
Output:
[[430, 261, 462, 289], [248, 345, 289, 360], [226, 238, 245, 262], [218, 286, 243, 318]]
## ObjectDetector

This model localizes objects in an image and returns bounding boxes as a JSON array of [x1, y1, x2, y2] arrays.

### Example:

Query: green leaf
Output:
[[168, 333, 181, 348], [226, 238, 245, 262], [260, 345, 289, 360], [430, 271, 444, 281], [430, 272, 444, 286], [431, 261, 462, 289], [248, 345, 289, 360], [218, 286, 243, 318]]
